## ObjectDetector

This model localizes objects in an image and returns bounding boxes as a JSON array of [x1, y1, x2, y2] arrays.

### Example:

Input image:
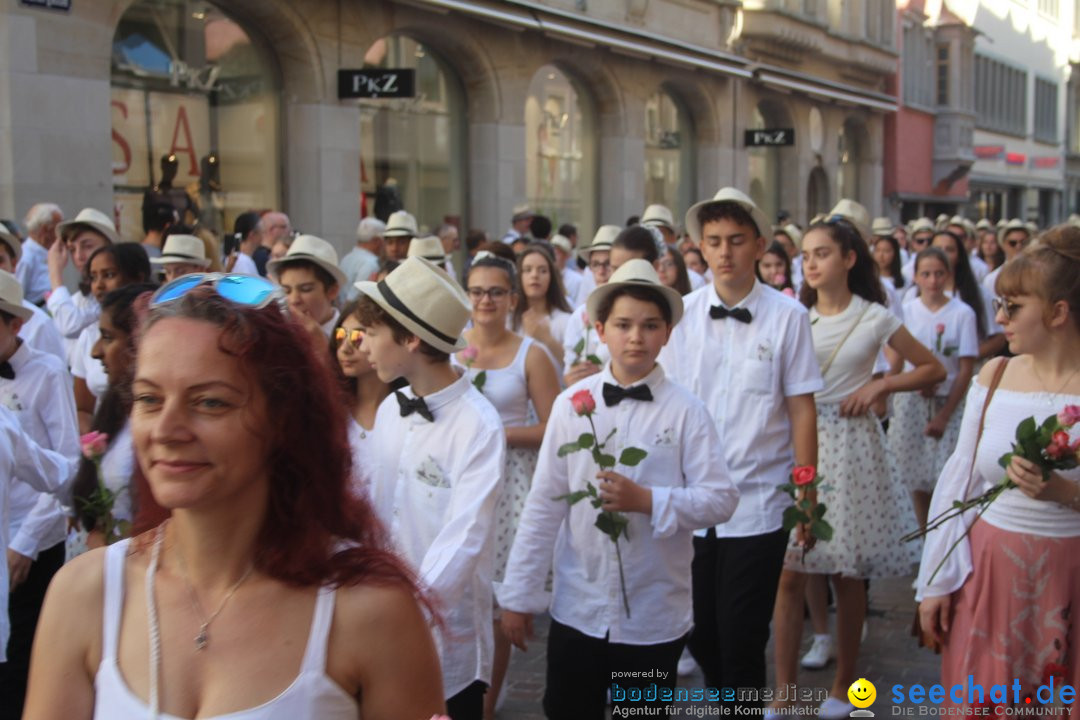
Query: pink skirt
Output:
[[942, 520, 1080, 712]]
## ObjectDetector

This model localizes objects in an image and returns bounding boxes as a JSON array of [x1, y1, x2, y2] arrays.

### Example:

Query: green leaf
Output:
[[586, 354, 603, 366], [618, 447, 648, 467], [596, 511, 630, 541], [578, 432, 595, 448], [1017, 416, 1037, 443], [1041, 414, 1060, 433], [473, 371, 486, 393], [781, 505, 805, 532], [573, 338, 585, 355], [557, 441, 585, 457], [812, 521, 834, 541], [587, 483, 598, 497], [598, 453, 617, 469], [554, 490, 591, 505], [777, 482, 796, 495], [998, 451, 1013, 469], [813, 503, 826, 519]]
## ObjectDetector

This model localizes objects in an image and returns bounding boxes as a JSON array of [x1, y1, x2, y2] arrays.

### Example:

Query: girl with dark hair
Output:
[[26, 277, 444, 720], [659, 245, 694, 296], [756, 241, 794, 295], [873, 234, 905, 290], [977, 228, 1005, 271], [71, 243, 153, 432], [454, 253, 560, 719], [924, 230, 1006, 359], [514, 244, 573, 366], [682, 246, 707, 277], [68, 283, 158, 555], [770, 219, 944, 720]]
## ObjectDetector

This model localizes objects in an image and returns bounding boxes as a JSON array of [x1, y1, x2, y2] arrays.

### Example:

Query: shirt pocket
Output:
[[741, 357, 774, 395], [634, 442, 682, 488]]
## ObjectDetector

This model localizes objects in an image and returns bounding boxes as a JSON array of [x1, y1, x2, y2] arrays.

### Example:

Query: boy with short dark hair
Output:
[[500, 258, 738, 719], [356, 257, 505, 720], [267, 234, 345, 338]]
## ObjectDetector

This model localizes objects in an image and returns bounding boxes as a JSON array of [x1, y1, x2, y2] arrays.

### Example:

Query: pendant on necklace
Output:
[[195, 625, 209, 651]]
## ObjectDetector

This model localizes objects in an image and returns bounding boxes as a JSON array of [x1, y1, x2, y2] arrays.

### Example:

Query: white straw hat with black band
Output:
[[57, 207, 120, 245], [0, 270, 33, 321], [586, 258, 684, 327], [684, 188, 772, 245], [577, 225, 622, 259], [267, 234, 347, 288], [149, 235, 212, 267]]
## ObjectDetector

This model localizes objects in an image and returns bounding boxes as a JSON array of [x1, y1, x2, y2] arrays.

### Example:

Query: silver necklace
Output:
[[174, 540, 255, 651], [1031, 361, 1080, 406]]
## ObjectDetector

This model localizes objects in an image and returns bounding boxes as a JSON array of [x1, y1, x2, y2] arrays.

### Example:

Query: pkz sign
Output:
[[338, 69, 416, 99], [19, 0, 71, 10], [745, 129, 795, 147]]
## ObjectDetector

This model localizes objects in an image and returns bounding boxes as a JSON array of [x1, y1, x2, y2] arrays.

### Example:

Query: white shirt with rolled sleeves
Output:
[[1, 341, 79, 559], [19, 299, 67, 365], [45, 286, 99, 365], [0, 404, 76, 661], [561, 302, 610, 377], [659, 280, 823, 537], [497, 364, 738, 644], [368, 370, 505, 699]]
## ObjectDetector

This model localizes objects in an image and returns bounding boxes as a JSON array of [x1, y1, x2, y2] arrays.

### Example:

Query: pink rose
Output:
[[782, 288, 796, 298], [581, 309, 591, 326], [1058, 404, 1080, 428], [775, 274, 787, 286], [935, 323, 945, 335], [570, 389, 596, 416], [1047, 430, 1072, 459], [792, 465, 817, 487], [80, 431, 109, 460], [460, 346, 479, 364]]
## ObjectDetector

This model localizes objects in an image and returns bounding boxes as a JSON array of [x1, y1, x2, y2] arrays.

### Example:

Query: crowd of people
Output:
[[0, 190, 1076, 720]]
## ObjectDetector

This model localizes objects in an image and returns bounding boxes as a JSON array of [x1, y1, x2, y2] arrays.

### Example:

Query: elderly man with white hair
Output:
[[341, 216, 386, 301], [16, 204, 62, 305], [253, 211, 292, 276]]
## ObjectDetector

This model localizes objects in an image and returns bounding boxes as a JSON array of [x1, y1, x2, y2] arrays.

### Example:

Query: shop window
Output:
[[111, 0, 280, 241], [837, 118, 868, 205], [525, 65, 597, 233], [644, 89, 694, 221], [358, 36, 465, 230]]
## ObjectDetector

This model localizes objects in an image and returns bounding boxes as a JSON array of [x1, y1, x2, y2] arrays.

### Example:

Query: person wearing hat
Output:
[[828, 199, 872, 244], [561, 225, 623, 385], [341, 216, 386, 302], [902, 217, 937, 283], [641, 203, 678, 245], [499, 258, 739, 719], [659, 188, 823, 715], [500, 204, 535, 246], [148, 234, 212, 283], [946, 216, 988, 283], [356, 256, 506, 719], [407, 235, 456, 278], [0, 229, 65, 365], [549, 234, 582, 301], [383, 210, 419, 262], [0, 268, 80, 715], [774, 223, 804, 289], [266, 234, 346, 339], [981, 218, 1032, 295], [17, 204, 63, 306]]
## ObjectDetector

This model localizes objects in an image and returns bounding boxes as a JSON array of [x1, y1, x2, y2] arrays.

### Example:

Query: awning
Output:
[[751, 68, 899, 113]]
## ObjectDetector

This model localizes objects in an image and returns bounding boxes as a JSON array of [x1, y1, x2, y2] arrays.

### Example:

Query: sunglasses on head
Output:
[[334, 327, 364, 348], [151, 273, 281, 309]]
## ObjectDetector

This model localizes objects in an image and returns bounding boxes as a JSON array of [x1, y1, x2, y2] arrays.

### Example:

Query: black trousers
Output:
[[0, 541, 65, 720], [686, 528, 789, 711], [542, 618, 685, 720], [446, 680, 487, 720]]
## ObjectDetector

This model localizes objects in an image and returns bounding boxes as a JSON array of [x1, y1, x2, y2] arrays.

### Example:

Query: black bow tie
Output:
[[709, 305, 752, 323], [0, 361, 13, 380], [602, 382, 653, 407], [395, 391, 434, 422]]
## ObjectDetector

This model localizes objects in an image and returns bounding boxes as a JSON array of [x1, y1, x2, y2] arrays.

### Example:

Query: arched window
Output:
[[837, 118, 869, 204], [111, 0, 280, 240], [525, 65, 597, 234], [644, 89, 694, 218], [807, 166, 831, 218], [358, 36, 465, 229]]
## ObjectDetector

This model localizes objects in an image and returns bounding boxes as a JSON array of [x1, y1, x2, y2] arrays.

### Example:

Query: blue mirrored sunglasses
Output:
[[151, 273, 281, 308]]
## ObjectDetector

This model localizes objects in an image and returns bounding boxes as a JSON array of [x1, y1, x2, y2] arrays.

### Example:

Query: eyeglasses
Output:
[[334, 327, 364, 348], [466, 287, 511, 301], [1004, 239, 1028, 249], [991, 297, 1021, 320], [151, 273, 281, 308], [911, 237, 930, 247], [589, 260, 612, 271]]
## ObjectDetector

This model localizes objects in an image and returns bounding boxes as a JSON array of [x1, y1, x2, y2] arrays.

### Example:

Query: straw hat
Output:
[[776, 223, 804, 250], [871, 217, 895, 238], [407, 236, 446, 263], [578, 225, 622, 258], [0, 270, 33, 321], [149, 234, 211, 268], [57, 208, 120, 245], [586, 258, 684, 327], [829, 199, 872, 241], [975, 219, 994, 231], [685, 188, 772, 244], [354, 256, 470, 353], [383, 210, 418, 239], [511, 204, 535, 223], [267, 234, 347, 288], [0, 226, 21, 264], [641, 204, 675, 231], [550, 235, 573, 254], [910, 217, 935, 235]]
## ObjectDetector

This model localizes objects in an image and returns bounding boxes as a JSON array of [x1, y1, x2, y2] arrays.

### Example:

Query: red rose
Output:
[[792, 465, 816, 487], [570, 389, 596, 416]]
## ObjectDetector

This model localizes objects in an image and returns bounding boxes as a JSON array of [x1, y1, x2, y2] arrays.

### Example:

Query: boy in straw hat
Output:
[[267, 234, 347, 339], [148, 234, 212, 283], [0, 269, 79, 714], [659, 188, 822, 713], [0, 227, 65, 364], [499, 258, 738, 719], [355, 257, 505, 719]]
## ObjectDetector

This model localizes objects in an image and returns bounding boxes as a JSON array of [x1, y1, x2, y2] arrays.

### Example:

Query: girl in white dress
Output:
[[769, 218, 945, 720], [514, 244, 572, 368], [888, 248, 978, 531], [455, 253, 560, 720]]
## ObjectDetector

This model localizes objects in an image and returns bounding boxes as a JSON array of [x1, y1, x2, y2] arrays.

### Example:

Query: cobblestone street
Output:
[[497, 576, 942, 719]]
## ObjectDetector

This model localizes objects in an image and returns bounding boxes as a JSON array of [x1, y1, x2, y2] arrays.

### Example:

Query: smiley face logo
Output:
[[848, 678, 877, 709]]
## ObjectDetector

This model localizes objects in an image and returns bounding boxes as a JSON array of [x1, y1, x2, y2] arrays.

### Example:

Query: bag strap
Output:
[[960, 357, 1009, 501], [819, 303, 871, 377]]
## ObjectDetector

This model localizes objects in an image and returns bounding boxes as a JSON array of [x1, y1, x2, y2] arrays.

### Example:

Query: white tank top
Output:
[[93, 540, 359, 719]]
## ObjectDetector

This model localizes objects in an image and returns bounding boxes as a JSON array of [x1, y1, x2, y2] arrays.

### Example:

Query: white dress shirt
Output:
[[561, 266, 582, 303], [231, 251, 259, 276], [498, 364, 739, 644], [574, 270, 597, 308], [0, 404, 75, 661], [561, 302, 610, 376], [15, 238, 50, 305], [368, 371, 505, 698], [340, 247, 380, 302], [45, 285, 99, 365], [659, 280, 823, 537], [1, 341, 78, 558], [19, 299, 66, 364], [981, 264, 1001, 296]]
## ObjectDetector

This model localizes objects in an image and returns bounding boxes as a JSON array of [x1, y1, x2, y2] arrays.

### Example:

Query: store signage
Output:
[[19, 0, 70, 9], [744, 128, 794, 147], [1030, 156, 1061, 169], [974, 145, 1004, 160], [338, 69, 416, 99], [1005, 153, 1026, 166]]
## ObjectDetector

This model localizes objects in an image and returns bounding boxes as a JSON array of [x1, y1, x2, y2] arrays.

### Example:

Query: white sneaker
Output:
[[800, 633, 833, 669], [819, 697, 856, 720], [677, 647, 699, 676]]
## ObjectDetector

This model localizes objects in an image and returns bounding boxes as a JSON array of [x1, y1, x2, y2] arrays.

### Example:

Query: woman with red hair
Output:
[[24, 276, 444, 719]]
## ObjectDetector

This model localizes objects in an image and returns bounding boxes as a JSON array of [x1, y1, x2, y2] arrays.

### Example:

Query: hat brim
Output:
[[0, 299, 33, 322], [57, 220, 120, 245], [586, 279, 684, 328], [641, 219, 674, 231], [0, 229, 21, 264], [383, 229, 415, 238], [684, 198, 772, 246], [150, 255, 212, 267], [353, 280, 467, 354], [576, 242, 613, 260], [268, 255, 348, 290]]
